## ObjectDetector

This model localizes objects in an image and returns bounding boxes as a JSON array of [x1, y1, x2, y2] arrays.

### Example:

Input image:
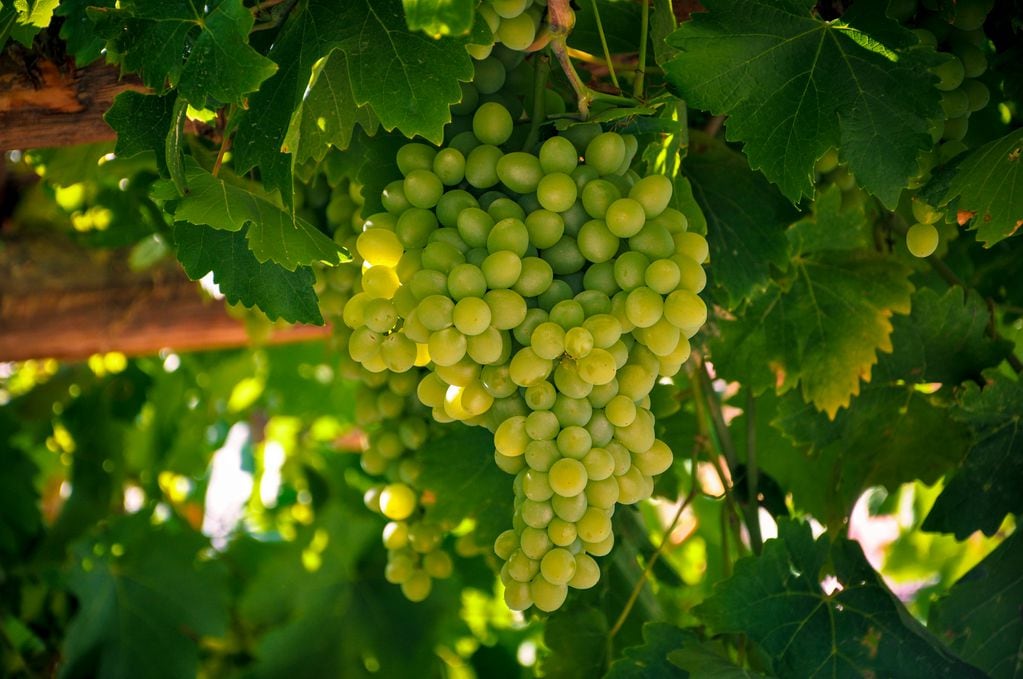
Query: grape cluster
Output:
[[340, 97, 709, 610], [470, 0, 547, 57], [890, 0, 993, 258]]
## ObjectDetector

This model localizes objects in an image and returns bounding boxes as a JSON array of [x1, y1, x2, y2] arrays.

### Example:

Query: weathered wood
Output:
[[0, 58, 141, 151], [0, 235, 330, 362]]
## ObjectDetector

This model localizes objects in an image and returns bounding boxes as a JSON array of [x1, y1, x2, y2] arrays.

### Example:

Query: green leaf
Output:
[[928, 530, 1023, 678], [923, 375, 1023, 538], [669, 641, 770, 677], [787, 184, 873, 254], [89, 0, 278, 107], [417, 424, 514, 545], [714, 249, 914, 418], [542, 605, 609, 679], [173, 223, 324, 325], [0, 429, 42, 562], [402, 0, 475, 36], [168, 159, 343, 270], [664, 0, 941, 206], [6, 0, 59, 44], [650, 0, 680, 67], [283, 50, 380, 167], [103, 91, 177, 175], [880, 287, 1009, 384], [61, 519, 229, 679], [606, 622, 691, 679], [695, 519, 985, 678], [770, 384, 969, 524], [683, 132, 796, 309], [938, 128, 1023, 245], [233, 0, 472, 206], [56, 0, 114, 65]]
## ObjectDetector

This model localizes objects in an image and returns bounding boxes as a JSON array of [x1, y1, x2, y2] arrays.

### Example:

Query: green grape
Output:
[[539, 136, 580, 174], [548, 458, 587, 496], [581, 179, 622, 218], [632, 439, 673, 476], [397, 143, 437, 175], [495, 152, 542, 194], [379, 181, 410, 215], [564, 327, 593, 359], [674, 232, 709, 263], [383, 521, 410, 550], [380, 483, 417, 520], [585, 132, 626, 175], [401, 570, 433, 602], [497, 12, 537, 50], [536, 173, 579, 213], [576, 507, 612, 543], [404, 169, 444, 209], [521, 499, 554, 529], [664, 290, 707, 338], [397, 207, 439, 249], [940, 89, 970, 119], [523, 470, 554, 503], [487, 218, 531, 256], [530, 576, 568, 612], [453, 297, 493, 335], [540, 548, 576, 585], [385, 552, 415, 584], [474, 56, 508, 95], [451, 81, 480, 116], [569, 553, 600, 589], [932, 56, 965, 92], [525, 209, 566, 249], [433, 148, 466, 186], [906, 222, 939, 257], [962, 78, 989, 112], [551, 492, 587, 522], [628, 174, 673, 217], [473, 102, 514, 146], [543, 236, 586, 275], [357, 228, 404, 267], [577, 219, 620, 263], [423, 550, 453, 579]]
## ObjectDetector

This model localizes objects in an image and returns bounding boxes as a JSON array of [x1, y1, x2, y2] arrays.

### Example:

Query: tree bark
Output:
[[0, 57, 140, 151], [0, 234, 330, 362]]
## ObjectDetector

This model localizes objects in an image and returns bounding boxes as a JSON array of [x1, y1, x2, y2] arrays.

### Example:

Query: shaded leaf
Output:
[[417, 424, 513, 546], [684, 132, 795, 309], [61, 519, 229, 679], [56, 0, 114, 65], [695, 520, 985, 678], [542, 605, 609, 679], [928, 530, 1023, 678], [714, 249, 913, 418], [173, 223, 323, 325], [879, 286, 1009, 384], [669, 641, 770, 677], [606, 622, 691, 679], [104, 91, 177, 176], [665, 0, 941, 206], [938, 128, 1023, 245], [923, 375, 1023, 538]]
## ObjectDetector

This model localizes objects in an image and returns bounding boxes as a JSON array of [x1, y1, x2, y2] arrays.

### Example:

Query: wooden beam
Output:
[[0, 57, 140, 151], [0, 235, 330, 362]]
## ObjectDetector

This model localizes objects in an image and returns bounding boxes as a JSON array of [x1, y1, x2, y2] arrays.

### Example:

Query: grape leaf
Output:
[[173, 223, 323, 325], [103, 91, 177, 176], [88, 0, 277, 107], [402, 0, 475, 36], [683, 132, 796, 309], [61, 518, 229, 679], [416, 424, 513, 545], [542, 605, 609, 679], [769, 385, 968, 525], [283, 50, 380, 167], [938, 128, 1023, 245], [669, 642, 770, 677], [606, 622, 691, 679], [664, 0, 942, 207], [879, 286, 1009, 384], [0, 428, 42, 562], [927, 530, 1023, 678], [5, 0, 58, 45], [787, 184, 873, 254], [56, 0, 114, 65], [923, 375, 1023, 538], [233, 0, 472, 206], [167, 159, 343, 270], [714, 248, 913, 418], [650, 0, 679, 67], [695, 519, 985, 678]]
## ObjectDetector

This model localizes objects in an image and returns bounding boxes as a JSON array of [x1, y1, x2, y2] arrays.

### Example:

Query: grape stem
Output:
[[693, 354, 764, 555], [633, 0, 649, 99], [523, 55, 551, 152], [607, 442, 702, 642], [588, 0, 621, 91]]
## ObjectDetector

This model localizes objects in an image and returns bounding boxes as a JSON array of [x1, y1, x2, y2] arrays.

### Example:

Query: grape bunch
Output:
[[340, 97, 709, 611], [889, 0, 993, 258]]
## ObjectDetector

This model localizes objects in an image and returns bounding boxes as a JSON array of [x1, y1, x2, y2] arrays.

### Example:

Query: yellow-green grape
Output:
[[911, 198, 942, 225], [473, 102, 514, 146], [380, 483, 417, 520], [401, 570, 433, 602], [530, 576, 568, 612], [906, 222, 939, 258]]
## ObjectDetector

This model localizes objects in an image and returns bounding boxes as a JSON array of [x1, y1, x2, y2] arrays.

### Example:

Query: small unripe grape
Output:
[[906, 222, 939, 258], [585, 132, 627, 175], [539, 136, 580, 174], [537, 173, 579, 213], [379, 483, 417, 520], [628, 174, 673, 217], [473, 102, 514, 146], [401, 570, 432, 602], [397, 143, 436, 175]]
